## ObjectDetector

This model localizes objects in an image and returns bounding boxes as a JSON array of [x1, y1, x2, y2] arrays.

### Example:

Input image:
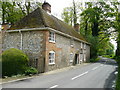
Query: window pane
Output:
[[49, 32, 55, 42], [49, 51, 55, 64]]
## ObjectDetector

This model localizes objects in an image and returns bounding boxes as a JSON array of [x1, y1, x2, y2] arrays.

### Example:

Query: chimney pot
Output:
[[74, 23, 80, 33], [42, 2, 51, 14]]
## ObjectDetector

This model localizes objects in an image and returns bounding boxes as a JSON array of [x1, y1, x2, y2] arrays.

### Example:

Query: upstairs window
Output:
[[81, 42, 83, 48], [49, 51, 55, 65], [84, 44, 86, 49], [49, 32, 55, 43], [70, 38, 74, 48]]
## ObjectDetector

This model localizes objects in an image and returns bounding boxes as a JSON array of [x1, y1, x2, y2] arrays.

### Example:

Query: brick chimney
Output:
[[42, 1, 51, 14], [74, 23, 80, 33]]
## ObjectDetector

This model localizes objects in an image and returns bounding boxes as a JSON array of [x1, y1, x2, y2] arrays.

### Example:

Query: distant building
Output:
[[2, 2, 90, 73]]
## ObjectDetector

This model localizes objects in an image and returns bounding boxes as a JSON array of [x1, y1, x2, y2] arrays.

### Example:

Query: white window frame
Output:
[[81, 42, 83, 49], [70, 53, 73, 63], [84, 44, 86, 49], [84, 54, 86, 61], [49, 51, 55, 65], [49, 31, 55, 43], [70, 39, 74, 48]]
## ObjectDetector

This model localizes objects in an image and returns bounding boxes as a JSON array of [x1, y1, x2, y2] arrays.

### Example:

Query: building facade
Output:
[[2, 2, 90, 73]]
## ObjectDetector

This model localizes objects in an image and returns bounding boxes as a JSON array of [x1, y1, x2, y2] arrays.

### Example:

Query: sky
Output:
[[42, 0, 73, 19]]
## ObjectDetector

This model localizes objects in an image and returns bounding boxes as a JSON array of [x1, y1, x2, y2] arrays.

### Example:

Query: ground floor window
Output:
[[70, 53, 73, 62], [49, 51, 55, 65]]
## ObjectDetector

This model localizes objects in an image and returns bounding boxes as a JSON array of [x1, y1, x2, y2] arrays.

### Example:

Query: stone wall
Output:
[[2, 29, 90, 73], [45, 31, 90, 72], [2, 30, 46, 72]]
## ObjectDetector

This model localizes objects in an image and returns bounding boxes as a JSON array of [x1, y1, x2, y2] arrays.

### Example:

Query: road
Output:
[[2, 57, 117, 89]]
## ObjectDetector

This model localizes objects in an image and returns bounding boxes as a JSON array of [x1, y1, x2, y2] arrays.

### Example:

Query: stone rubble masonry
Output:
[[2, 28, 90, 73]]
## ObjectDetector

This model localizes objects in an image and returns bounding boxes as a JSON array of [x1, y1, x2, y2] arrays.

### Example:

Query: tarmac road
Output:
[[2, 57, 117, 89]]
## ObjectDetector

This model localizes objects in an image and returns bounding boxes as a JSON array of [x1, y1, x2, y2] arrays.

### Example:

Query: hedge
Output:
[[2, 48, 29, 77]]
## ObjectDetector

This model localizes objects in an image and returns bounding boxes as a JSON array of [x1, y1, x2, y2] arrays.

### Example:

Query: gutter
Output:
[[6, 27, 90, 45]]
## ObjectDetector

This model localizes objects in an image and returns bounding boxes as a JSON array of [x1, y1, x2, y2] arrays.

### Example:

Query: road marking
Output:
[[71, 71, 89, 80], [50, 85, 58, 88], [92, 67, 99, 70]]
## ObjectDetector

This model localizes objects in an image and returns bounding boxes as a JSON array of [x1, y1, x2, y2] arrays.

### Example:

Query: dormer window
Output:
[[49, 32, 55, 43]]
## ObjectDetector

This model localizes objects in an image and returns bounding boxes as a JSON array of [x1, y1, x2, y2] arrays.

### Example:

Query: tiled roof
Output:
[[10, 7, 87, 42]]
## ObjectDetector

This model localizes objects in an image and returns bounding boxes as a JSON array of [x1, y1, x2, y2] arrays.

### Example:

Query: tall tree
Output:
[[1, 1, 42, 24], [73, 0, 77, 26]]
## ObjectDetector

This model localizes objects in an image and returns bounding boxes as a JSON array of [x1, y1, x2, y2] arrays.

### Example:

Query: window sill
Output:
[[49, 40, 56, 43], [70, 60, 73, 63], [49, 63, 55, 65]]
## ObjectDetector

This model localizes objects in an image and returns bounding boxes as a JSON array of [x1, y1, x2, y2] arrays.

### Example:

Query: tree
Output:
[[62, 7, 74, 26], [62, 1, 84, 26], [1, 1, 42, 24]]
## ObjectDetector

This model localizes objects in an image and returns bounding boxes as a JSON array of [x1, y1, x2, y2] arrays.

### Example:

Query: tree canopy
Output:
[[62, 1, 120, 59]]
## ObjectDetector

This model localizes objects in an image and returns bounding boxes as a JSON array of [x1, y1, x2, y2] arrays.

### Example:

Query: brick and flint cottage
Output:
[[2, 2, 90, 73]]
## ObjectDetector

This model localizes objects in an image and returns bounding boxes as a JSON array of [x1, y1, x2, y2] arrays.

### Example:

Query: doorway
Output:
[[74, 54, 79, 65]]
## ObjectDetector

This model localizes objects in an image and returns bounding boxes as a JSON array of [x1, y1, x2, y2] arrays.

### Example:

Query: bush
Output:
[[90, 57, 100, 62], [25, 67, 38, 75], [2, 48, 29, 77]]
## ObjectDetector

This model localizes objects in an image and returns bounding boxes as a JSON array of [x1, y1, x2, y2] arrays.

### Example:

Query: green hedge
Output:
[[2, 48, 29, 77], [25, 67, 38, 75], [90, 57, 101, 62]]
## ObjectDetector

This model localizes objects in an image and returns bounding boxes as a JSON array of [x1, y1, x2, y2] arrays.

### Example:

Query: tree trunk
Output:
[[2, 2, 5, 24], [92, 22, 99, 36], [73, 0, 77, 26]]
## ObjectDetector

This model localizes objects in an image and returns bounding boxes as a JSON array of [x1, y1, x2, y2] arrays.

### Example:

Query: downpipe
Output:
[[19, 30, 23, 50]]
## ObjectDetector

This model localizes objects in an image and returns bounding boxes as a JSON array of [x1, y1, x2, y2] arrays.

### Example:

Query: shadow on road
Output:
[[97, 57, 117, 66], [96, 57, 118, 89]]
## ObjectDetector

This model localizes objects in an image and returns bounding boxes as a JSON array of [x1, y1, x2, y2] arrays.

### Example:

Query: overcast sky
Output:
[[42, 0, 73, 19]]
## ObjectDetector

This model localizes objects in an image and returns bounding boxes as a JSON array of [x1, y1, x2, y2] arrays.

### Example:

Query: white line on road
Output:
[[92, 67, 99, 70], [71, 71, 89, 80], [49, 85, 58, 88]]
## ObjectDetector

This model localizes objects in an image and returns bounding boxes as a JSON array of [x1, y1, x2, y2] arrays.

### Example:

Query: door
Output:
[[74, 54, 79, 65]]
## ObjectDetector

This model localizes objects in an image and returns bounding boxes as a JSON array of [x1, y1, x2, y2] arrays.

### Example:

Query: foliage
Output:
[[1, 1, 42, 24], [61, 1, 84, 26], [25, 67, 38, 75], [90, 57, 101, 63], [2, 48, 29, 77], [86, 35, 99, 58], [62, 2, 117, 60]]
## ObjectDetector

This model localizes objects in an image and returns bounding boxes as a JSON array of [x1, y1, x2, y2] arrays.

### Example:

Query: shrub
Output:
[[90, 57, 100, 62], [25, 67, 38, 75], [2, 48, 29, 77]]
